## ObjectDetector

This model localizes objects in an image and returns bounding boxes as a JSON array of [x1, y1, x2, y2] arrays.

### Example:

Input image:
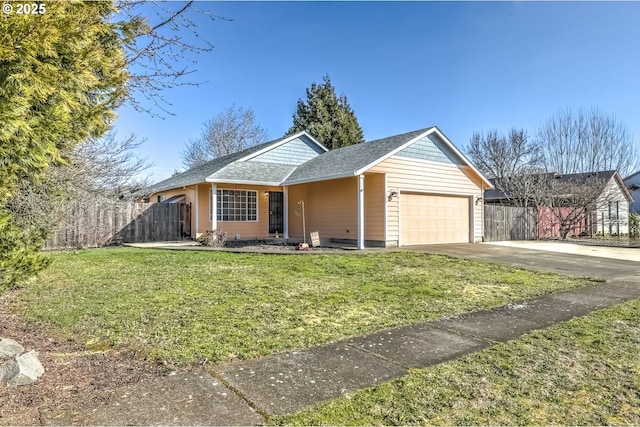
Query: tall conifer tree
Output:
[[287, 75, 364, 150]]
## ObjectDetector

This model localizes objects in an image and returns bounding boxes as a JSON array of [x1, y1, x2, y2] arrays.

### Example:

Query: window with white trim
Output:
[[212, 189, 257, 222], [608, 201, 619, 220]]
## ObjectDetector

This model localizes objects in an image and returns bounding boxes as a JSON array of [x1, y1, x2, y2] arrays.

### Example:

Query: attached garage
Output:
[[145, 126, 492, 249], [400, 193, 470, 245]]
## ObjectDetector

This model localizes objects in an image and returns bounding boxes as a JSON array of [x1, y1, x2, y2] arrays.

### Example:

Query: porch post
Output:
[[194, 185, 199, 237], [358, 174, 365, 250], [211, 183, 217, 231], [283, 186, 289, 239]]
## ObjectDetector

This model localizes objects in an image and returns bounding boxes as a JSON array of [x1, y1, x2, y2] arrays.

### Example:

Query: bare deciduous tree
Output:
[[467, 128, 538, 179], [471, 109, 638, 240], [493, 171, 620, 240], [537, 173, 610, 240], [537, 107, 639, 177], [7, 133, 151, 234], [70, 132, 151, 198], [181, 105, 269, 169], [115, 1, 232, 115]]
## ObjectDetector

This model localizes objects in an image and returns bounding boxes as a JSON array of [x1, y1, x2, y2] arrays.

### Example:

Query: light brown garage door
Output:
[[400, 193, 470, 245]]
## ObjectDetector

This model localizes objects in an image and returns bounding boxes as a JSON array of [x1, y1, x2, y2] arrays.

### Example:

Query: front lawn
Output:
[[9, 247, 597, 365], [269, 298, 640, 425]]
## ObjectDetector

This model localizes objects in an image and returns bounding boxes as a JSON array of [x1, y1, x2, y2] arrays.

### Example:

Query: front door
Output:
[[268, 191, 284, 234]]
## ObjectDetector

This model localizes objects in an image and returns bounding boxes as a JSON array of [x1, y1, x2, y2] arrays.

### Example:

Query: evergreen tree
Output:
[[287, 75, 364, 149], [0, 1, 129, 290], [0, 1, 221, 290]]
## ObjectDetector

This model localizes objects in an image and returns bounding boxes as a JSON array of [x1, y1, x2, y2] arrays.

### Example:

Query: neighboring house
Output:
[[624, 170, 640, 214], [485, 171, 633, 238], [142, 127, 493, 248]]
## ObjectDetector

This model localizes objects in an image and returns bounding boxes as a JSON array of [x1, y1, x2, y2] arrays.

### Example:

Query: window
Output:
[[157, 194, 166, 203], [212, 189, 257, 222], [609, 201, 619, 220], [608, 201, 619, 235]]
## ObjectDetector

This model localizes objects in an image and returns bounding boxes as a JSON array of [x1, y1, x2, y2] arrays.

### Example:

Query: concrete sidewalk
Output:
[[52, 244, 640, 425], [214, 280, 640, 417]]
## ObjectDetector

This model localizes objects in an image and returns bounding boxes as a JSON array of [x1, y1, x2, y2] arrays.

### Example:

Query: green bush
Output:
[[0, 210, 50, 293], [629, 213, 640, 238]]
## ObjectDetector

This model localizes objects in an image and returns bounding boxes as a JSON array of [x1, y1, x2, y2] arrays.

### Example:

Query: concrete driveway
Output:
[[487, 240, 640, 263], [405, 242, 640, 283]]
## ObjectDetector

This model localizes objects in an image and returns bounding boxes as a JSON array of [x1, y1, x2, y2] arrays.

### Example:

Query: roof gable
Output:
[[141, 136, 291, 194], [282, 128, 432, 185], [395, 133, 464, 165], [142, 131, 325, 192], [283, 127, 492, 187], [610, 171, 634, 202], [247, 133, 326, 165]]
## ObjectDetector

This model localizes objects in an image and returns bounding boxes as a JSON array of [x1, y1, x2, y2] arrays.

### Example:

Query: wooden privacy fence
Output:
[[44, 200, 191, 249], [484, 204, 537, 242]]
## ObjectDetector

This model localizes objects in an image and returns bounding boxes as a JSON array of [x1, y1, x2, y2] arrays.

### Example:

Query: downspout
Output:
[[283, 186, 289, 239], [383, 174, 388, 246], [358, 174, 365, 250], [211, 183, 217, 231], [481, 180, 485, 242], [194, 184, 199, 238]]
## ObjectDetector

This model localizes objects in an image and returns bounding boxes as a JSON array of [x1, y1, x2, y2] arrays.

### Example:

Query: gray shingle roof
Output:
[[282, 128, 433, 185], [141, 136, 290, 194], [142, 126, 489, 194], [209, 162, 297, 184]]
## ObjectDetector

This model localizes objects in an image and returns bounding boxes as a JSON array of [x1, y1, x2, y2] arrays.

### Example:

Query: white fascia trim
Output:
[[281, 172, 356, 186], [613, 172, 634, 202], [398, 188, 477, 197], [236, 131, 328, 163], [205, 177, 282, 186], [151, 179, 201, 195]]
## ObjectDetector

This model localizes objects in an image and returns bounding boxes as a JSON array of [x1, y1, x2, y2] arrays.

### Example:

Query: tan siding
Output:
[[152, 183, 285, 239], [196, 185, 210, 235], [287, 184, 307, 239], [287, 174, 385, 243], [386, 198, 399, 243], [212, 184, 285, 239], [371, 156, 484, 243], [364, 173, 385, 241], [307, 178, 358, 240]]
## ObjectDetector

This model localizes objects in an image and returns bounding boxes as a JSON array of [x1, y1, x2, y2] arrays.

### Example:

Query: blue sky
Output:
[[113, 1, 640, 181]]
